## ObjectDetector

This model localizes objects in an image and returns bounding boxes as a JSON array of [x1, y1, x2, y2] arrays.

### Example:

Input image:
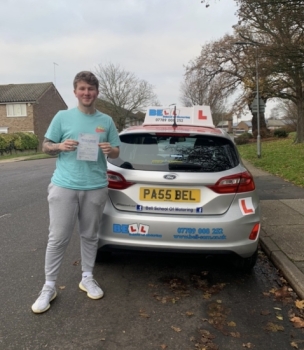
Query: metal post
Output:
[[234, 41, 261, 158], [255, 47, 261, 158], [53, 62, 58, 90]]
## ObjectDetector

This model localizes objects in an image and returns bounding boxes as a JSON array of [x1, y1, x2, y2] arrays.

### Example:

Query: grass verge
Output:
[[237, 133, 304, 187]]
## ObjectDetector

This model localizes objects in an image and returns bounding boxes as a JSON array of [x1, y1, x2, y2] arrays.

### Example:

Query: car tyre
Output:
[[234, 249, 258, 272]]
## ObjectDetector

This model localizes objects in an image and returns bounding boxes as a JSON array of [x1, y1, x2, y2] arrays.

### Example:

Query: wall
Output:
[[33, 86, 67, 150], [236, 121, 250, 132]]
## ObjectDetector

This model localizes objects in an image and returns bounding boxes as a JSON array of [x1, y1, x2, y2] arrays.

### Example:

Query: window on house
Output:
[[6, 104, 27, 117]]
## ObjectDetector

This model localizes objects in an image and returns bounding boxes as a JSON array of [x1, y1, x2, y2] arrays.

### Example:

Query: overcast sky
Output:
[[1, 0, 238, 111]]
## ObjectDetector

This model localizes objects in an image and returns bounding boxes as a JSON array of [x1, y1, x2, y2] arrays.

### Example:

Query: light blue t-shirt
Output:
[[45, 108, 120, 190]]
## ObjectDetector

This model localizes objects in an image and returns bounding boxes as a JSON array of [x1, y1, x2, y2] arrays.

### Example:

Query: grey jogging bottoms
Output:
[[45, 183, 108, 281]]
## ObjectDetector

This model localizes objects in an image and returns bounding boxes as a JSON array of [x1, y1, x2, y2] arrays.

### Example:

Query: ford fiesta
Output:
[[98, 106, 260, 270]]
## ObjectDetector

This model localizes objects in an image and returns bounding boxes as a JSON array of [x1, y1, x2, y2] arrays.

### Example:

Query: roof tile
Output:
[[0, 82, 53, 103]]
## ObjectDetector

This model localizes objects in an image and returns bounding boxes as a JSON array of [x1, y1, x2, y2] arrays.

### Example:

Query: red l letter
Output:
[[140, 226, 147, 234], [198, 110, 207, 120], [241, 199, 254, 214]]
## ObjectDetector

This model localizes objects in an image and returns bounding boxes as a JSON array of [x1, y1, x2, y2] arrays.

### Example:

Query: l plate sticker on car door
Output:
[[239, 198, 255, 215]]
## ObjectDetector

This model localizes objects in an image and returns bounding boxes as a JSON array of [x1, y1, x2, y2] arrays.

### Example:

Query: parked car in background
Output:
[[98, 106, 260, 270]]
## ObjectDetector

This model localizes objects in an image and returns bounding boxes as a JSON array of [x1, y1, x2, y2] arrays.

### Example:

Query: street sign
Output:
[[251, 97, 265, 113]]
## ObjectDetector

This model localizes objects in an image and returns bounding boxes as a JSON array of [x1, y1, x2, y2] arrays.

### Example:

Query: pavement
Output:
[[0, 157, 32, 163], [1, 156, 304, 300], [243, 159, 304, 300]]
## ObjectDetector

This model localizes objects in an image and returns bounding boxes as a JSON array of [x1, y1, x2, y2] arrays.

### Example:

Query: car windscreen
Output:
[[108, 133, 239, 172]]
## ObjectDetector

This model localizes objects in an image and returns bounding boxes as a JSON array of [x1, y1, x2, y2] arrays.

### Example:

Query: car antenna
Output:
[[172, 105, 177, 127]]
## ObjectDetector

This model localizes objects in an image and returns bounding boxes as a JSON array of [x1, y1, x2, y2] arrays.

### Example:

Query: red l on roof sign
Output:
[[198, 110, 207, 120]]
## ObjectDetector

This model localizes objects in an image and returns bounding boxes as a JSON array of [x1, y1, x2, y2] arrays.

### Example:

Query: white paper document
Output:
[[77, 133, 99, 161]]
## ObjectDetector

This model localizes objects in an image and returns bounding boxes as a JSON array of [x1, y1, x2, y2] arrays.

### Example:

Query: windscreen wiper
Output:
[[120, 162, 134, 169]]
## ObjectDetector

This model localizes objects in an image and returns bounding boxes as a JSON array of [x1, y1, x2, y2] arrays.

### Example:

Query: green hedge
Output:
[[0, 132, 39, 155], [234, 132, 253, 145], [273, 128, 288, 138]]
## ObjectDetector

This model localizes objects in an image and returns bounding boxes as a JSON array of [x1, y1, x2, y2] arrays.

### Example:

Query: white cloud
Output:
[[0, 0, 238, 109]]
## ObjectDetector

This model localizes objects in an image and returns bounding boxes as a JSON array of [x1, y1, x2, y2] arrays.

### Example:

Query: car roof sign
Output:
[[143, 105, 214, 127]]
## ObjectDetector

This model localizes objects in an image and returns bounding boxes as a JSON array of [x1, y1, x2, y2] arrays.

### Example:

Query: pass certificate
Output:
[[77, 133, 99, 161]]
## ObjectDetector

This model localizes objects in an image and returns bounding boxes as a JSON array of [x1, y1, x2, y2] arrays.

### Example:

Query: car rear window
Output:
[[108, 133, 239, 172]]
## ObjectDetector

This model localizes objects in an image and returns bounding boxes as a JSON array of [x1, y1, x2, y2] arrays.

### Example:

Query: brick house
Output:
[[0, 82, 67, 150], [235, 120, 252, 134]]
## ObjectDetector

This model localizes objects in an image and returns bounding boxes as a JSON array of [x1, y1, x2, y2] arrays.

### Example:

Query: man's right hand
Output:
[[60, 139, 79, 152]]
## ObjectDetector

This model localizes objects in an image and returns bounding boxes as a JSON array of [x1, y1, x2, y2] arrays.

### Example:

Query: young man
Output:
[[32, 71, 120, 313]]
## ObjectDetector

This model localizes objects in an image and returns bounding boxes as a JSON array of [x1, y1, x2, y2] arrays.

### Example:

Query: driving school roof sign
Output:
[[143, 106, 214, 127]]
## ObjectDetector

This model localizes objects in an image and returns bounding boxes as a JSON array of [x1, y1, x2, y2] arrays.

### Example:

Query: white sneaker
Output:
[[79, 276, 104, 299], [31, 285, 57, 313]]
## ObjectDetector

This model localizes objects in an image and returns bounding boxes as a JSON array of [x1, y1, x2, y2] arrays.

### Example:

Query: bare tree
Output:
[[94, 63, 159, 131], [234, 0, 304, 141], [271, 99, 298, 131], [183, 34, 270, 135], [180, 70, 230, 126], [198, 0, 304, 142], [200, 0, 304, 7]]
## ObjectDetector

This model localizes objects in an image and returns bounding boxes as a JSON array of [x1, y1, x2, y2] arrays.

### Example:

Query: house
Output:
[[217, 120, 233, 133], [96, 99, 144, 130], [266, 118, 286, 130], [128, 111, 145, 127], [216, 112, 233, 133], [0, 82, 67, 150], [235, 120, 252, 134]]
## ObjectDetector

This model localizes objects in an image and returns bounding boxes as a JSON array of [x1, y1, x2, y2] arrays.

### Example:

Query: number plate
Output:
[[139, 187, 200, 202]]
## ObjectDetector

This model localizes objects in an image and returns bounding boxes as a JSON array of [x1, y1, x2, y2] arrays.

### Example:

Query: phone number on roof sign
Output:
[[155, 118, 186, 123]]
